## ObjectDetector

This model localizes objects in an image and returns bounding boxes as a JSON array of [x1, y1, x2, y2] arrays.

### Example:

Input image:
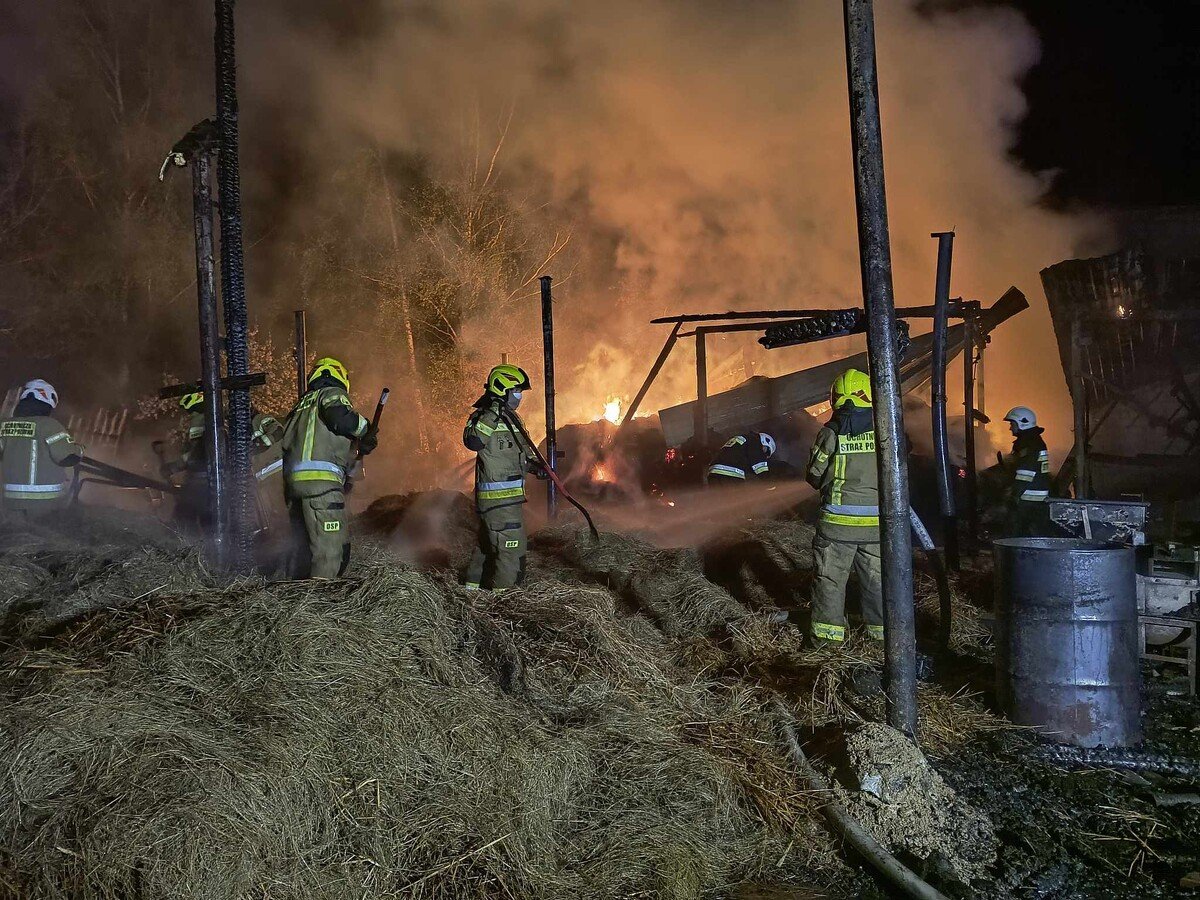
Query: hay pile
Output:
[[0, 500, 1011, 899], [0, 524, 839, 900]]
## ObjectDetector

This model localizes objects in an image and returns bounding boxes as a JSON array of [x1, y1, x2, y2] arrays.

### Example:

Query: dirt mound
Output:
[[826, 723, 998, 887]]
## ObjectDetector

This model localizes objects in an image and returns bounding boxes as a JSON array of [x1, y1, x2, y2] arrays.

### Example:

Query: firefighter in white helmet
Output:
[[0, 380, 84, 516], [1002, 406, 1051, 537]]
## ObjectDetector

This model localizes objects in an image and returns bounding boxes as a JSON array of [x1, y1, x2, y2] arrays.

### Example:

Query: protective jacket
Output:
[[0, 397, 83, 507], [252, 413, 285, 484], [1007, 427, 1050, 505], [708, 433, 772, 482], [463, 399, 535, 513], [281, 379, 369, 498], [806, 405, 879, 543]]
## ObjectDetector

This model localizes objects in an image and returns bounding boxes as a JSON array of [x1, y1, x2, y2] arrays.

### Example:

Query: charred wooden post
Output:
[[192, 151, 229, 568], [214, 0, 254, 571], [540, 276, 558, 518], [695, 331, 709, 482], [842, 0, 918, 737], [294, 310, 307, 400], [618, 321, 682, 432], [963, 311, 980, 541], [931, 231, 959, 570]]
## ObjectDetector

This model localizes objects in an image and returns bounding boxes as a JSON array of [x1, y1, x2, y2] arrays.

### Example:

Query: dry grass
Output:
[[0, 502, 1012, 899]]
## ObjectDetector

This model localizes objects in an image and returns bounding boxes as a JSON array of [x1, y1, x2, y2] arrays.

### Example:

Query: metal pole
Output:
[[1071, 316, 1089, 498], [963, 314, 979, 541], [843, 0, 917, 738], [214, 0, 253, 572], [930, 231, 958, 570], [192, 152, 228, 569], [617, 321, 682, 434], [695, 331, 709, 482], [540, 275, 558, 519], [294, 310, 307, 399]]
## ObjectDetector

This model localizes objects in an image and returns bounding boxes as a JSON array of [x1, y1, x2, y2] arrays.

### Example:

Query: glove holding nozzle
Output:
[[359, 422, 379, 456], [527, 458, 549, 479]]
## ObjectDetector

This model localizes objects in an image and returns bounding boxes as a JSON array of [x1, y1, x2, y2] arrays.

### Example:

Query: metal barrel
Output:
[[994, 538, 1141, 748]]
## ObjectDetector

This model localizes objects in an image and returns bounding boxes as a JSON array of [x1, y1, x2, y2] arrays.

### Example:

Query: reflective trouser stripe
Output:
[[1014, 470, 1036, 482], [256, 459, 283, 480], [811, 622, 846, 642], [752, 461, 769, 475], [865, 624, 885, 640], [708, 464, 746, 479], [287, 460, 344, 484], [477, 479, 525, 501], [1020, 491, 1048, 501], [464, 582, 481, 590], [821, 504, 880, 527], [5, 482, 65, 500]]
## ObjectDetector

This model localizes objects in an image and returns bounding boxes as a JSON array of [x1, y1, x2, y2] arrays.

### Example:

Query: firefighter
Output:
[[1002, 406, 1051, 538], [158, 392, 209, 526], [707, 432, 777, 485], [805, 368, 884, 645], [0, 379, 83, 516], [281, 358, 377, 579], [251, 409, 286, 519], [462, 364, 540, 591]]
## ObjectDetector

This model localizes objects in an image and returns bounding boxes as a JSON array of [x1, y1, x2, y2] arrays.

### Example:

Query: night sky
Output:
[[973, 0, 1200, 208]]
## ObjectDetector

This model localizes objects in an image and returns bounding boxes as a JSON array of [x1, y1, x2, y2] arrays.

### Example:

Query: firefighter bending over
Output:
[[0, 380, 83, 516], [281, 358, 377, 579], [160, 392, 209, 525], [463, 365, 540, 590], [1002, 406, 1050, 538], [805, 369, 884, 645], [707, 432, 776, 484]]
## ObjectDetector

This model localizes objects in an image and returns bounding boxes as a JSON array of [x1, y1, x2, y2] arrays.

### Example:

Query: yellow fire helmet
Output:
[[486, 364, 531, 397], [308, 357, 351, 392], [832, 368, 872, 409], [179, 392, 205, 411]]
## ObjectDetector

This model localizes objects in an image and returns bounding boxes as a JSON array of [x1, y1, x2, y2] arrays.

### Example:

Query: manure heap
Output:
[[0, 507, 1000, 900]]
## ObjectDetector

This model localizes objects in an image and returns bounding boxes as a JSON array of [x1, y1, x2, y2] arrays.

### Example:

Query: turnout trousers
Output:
[[465, 505, 527, 590], [809, 533, 884, 643], [287, 488, 350, 579]]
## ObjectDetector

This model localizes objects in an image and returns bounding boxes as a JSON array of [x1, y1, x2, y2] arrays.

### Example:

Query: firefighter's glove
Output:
[[359, 423, 379, 455], [527, 459, 548, 479], [61, 453, 82, 468]]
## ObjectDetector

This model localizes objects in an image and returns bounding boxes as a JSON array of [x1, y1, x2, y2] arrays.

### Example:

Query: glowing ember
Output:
[[592, 463, 613, 483], [601, 397, 622, 424]]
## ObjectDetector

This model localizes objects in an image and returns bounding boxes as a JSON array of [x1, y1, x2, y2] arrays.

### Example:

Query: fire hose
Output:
[[774, 699, 951, 900], [498, 407, 600, 539], [909, 508, 953, 654]]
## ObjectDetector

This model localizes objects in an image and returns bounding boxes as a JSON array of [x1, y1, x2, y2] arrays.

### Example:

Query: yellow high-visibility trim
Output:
[[811, 622, 846, 641], [865, 624, 885, 640], [475, 420, 496, 437], [821, 511, 879, 527], [477, 487, 525, 500], [288, 470, 343, 483]]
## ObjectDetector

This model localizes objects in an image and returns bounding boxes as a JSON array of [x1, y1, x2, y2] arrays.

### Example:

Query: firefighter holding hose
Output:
[[462, 364, 542, 590], [804, 368, 885, 646], [281, 357, 378, 579], [0, 379, 83, 517]]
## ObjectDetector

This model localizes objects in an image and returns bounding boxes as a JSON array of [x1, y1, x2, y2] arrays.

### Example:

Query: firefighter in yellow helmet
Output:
[[462, 364, 540, 590], [0, 379, 84, 516], [281, 358, 377, 578], [804, 368, 884, 645], [157, 392, 211, 526]]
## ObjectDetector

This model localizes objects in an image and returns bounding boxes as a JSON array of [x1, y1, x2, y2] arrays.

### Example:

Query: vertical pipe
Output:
[[842, 0, 917, 738], [930, 232, 958, 570], [214, 0, 253, 572], [695, 331, 709, 483], [193, 153, 228, 569], [294, 310, 307, 400], [963, 314, 979, 541], [1071, 316, 1089, 498], [540, 275, 558, 519]]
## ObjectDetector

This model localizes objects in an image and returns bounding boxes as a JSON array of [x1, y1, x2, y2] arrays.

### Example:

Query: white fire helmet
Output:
[[1004, 406, 1037, 431], [760, 433, 777, 457], [20, 379, 58, 410]]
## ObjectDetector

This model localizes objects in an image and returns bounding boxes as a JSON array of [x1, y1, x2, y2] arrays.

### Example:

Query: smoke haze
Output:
[[1, 0, 1109, 475]]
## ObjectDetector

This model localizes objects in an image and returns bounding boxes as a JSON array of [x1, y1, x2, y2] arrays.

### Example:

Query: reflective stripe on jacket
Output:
[[281, 386, 368, 497], [806, 407, 880, 542], [464, 402, 534, 512], [707, 433, 771, 481], [0, 416, 83, 503], [1008, 428, 1051, 504]]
